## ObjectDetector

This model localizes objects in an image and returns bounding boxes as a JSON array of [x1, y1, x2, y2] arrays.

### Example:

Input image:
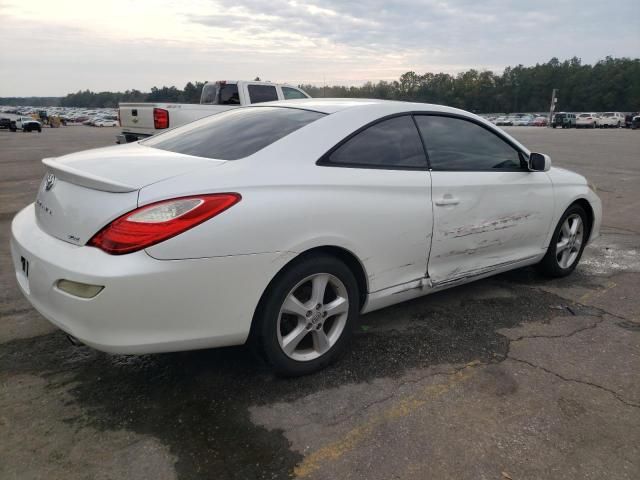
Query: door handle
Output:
[[435, 195, 460, 206]]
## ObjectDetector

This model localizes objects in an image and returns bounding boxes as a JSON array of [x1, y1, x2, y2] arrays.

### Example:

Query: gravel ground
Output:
[[1, 125, 639, 480]]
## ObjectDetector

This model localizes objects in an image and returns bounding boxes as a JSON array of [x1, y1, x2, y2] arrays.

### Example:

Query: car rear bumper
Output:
[[10, 204, 284, 354], [116, 132, 152, 144]]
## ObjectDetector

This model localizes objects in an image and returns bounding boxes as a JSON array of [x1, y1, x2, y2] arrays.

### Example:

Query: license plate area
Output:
[[16, 254, 31, 294], [21, 256, 30, 277]]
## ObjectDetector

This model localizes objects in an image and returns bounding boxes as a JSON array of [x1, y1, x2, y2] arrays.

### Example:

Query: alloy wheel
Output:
[[556, 214, 584, 269], [277, 273, 349, 362]]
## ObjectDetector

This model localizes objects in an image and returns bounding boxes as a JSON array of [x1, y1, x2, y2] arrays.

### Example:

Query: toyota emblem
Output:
[[44, 173, 56, 191]]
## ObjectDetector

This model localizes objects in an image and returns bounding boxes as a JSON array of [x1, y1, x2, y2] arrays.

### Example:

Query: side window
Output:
[[324, 115, 427, 169], [414, 115, 524, 171], [248, 85, 278, 104], [282, 87, 308, 100]]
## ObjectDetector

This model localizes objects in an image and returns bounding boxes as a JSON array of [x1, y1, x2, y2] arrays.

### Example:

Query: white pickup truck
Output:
[[117, 80, 310, 143]]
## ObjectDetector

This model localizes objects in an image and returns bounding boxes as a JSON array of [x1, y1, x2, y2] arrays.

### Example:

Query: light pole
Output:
[[548, 89, 559, 127]]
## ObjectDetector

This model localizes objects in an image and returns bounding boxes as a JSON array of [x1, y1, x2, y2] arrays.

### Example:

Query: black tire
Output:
[[252, 253, 359, 376], [537, 204, 589, 278], [37, 127, 42, 133]]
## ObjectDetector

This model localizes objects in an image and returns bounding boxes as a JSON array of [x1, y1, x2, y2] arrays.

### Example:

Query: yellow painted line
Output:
[[293, 361, 481, 478]]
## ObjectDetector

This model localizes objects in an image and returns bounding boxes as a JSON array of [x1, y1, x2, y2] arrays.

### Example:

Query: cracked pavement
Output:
[[1, 127, 639, 479]]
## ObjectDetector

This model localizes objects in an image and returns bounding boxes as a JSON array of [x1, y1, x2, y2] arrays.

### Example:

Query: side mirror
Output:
[[529, 152, 551, 172]]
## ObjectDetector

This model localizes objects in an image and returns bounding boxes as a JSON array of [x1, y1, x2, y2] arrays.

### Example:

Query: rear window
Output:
[[142, 107, 325, 160], [200, 83, 240, 105]]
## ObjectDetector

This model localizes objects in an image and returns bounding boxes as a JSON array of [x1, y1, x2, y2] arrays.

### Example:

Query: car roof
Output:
[[259, 98, 471, 116]]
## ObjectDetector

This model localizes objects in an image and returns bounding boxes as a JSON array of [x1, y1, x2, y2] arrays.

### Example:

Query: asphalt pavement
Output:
[[1, 125, 639, 479]]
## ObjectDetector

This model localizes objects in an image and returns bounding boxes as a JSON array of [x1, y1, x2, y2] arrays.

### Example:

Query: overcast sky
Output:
[[0, 0, 638, 96]]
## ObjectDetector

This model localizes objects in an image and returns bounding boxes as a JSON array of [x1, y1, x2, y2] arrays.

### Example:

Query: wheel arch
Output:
[[571, 198, 595, 242], [249, 245, 369, 341]]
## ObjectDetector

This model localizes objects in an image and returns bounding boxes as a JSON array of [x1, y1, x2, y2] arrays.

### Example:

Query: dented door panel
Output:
[[428, 171, 553, 283]]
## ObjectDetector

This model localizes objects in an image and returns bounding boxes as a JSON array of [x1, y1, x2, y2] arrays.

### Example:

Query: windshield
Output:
[[602, 113, 614, 117], [142, 107, 325, 160], [578, 114, 591, 117]]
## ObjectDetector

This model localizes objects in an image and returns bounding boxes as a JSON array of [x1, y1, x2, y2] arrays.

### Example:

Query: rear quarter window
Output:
[[142, 107, 325, 160]]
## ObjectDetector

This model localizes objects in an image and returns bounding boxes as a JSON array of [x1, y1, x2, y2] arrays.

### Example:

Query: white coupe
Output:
[[11, 99, 602, 376]]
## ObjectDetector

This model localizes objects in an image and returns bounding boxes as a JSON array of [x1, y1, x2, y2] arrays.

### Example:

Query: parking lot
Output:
[[1, 126, 639, 479]]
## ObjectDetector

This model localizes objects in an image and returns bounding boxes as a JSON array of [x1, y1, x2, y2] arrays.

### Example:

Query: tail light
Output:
[[153, 108, 169, 129], [88, 194, 241, 255]]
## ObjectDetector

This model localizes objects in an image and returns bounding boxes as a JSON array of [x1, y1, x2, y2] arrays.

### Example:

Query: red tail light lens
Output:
[[88, 194, 241, 255], [153, 108, 169, 129]]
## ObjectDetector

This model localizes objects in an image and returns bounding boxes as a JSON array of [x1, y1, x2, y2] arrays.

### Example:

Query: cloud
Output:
[[0, 0, 637, 96]]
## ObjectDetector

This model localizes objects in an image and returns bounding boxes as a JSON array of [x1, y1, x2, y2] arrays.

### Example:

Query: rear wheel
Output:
[[537, 204, 588, 277], [253, 254, 359, 376]]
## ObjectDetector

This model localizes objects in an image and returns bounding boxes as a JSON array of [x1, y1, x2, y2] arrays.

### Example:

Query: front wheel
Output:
[[253, 254, 359, 376], [537, 204, 589, 277]]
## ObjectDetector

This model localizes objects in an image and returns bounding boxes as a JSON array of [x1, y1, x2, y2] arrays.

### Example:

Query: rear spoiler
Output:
[[42, 158, 137, 193]]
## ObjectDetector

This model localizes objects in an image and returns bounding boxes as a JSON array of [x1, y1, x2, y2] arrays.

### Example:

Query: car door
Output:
[[414, 114, 554, 285], [318, 114, 433, 291]]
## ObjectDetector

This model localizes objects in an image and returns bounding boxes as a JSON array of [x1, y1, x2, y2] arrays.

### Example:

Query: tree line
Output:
[[58, 81, 207, 108], [2, 57, 638, 112], [300, 56, 639, 112]]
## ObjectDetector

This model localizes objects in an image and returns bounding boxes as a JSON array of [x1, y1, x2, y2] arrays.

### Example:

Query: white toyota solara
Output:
[[11, 99, 602, 376]]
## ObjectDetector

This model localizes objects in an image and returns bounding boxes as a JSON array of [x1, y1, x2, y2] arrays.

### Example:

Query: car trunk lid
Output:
[[36, 143, 225, 246]]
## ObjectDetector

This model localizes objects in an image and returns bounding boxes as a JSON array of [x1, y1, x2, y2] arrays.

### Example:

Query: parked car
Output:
[[14, 117, 42, 132], [532, 116, 548, 127], [0, 117, 13, 129], [624, 112, 639, 128], [10, 99, 602, 376], [551, 112, 576, 128], [513, 115, 534, 126], [494, 116, 513, 126], [599, 112, 624, 128], [631, 114, 640, 130], [117, 80, 310, 143], [576, 113, 600, 128]]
